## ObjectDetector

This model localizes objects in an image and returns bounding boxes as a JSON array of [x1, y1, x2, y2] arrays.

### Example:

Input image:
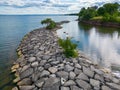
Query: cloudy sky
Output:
[[0, 0, 120, 14]]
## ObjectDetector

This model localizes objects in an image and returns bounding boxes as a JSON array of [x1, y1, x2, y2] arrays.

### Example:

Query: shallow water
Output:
[[0, 15, 120, 89]]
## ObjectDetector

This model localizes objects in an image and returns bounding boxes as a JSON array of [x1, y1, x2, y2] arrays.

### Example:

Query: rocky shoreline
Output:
[[11, 21, 120, 90], [79, 20, 120, 28]]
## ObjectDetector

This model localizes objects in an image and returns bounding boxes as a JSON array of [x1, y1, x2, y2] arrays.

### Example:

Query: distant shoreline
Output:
[[79, 20, 120, 28]]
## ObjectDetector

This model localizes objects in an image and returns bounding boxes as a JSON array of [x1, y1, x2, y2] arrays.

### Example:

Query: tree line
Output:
[[79, 3, 120, 22]]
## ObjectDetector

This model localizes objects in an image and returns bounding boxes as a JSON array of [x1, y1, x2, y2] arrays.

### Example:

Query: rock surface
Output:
[[12, 22, 120, 90]]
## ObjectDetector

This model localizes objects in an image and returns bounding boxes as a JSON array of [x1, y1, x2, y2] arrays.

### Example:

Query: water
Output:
[[0, 15, 77, 90], [57, 21, 120, 77], [0, 15, 120, 89]]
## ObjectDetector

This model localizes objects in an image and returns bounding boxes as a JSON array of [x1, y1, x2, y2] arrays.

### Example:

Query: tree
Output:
[[97, 7, 106, 16], [41, 18, 56, 29]]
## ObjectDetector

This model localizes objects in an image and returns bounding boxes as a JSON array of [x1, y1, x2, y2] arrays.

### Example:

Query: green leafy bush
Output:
[[41, 18, 56, 29], [58, 37, 78, 58]]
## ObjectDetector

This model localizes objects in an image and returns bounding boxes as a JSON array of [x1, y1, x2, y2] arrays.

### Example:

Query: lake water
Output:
[[0, 15, 120, 89]]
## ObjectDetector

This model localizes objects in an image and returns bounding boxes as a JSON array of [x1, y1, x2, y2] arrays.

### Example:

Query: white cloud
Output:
[[0, 0, 120, 14]]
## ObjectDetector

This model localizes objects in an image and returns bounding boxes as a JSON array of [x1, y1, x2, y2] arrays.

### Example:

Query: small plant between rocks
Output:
[[58, 37, 78, 58], [41, 18, 56, 29]]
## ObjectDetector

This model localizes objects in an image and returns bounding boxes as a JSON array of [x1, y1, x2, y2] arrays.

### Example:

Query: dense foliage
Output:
[[41, 18, 56, 29], [58, 37, 78, 58], [79, 3, 120, 22]]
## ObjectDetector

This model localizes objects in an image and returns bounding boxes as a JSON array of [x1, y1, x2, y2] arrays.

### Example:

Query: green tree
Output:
[[97, 7, 106, 16]]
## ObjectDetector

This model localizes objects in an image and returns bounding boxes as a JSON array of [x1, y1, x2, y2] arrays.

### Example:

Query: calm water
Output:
[[0, 15, 120, 89]]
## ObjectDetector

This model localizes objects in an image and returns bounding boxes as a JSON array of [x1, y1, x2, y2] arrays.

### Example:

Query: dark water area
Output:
[[0, 15, 120, 89], [0, 15, 76, 90]]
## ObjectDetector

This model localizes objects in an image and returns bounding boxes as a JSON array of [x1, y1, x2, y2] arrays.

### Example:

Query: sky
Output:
[[0, 0, 120, 15]]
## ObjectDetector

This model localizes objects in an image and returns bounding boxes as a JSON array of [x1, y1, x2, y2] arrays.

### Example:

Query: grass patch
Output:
[[91, 16, 103, 20]]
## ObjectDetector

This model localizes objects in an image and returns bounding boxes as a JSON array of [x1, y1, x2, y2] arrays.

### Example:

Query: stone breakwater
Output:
[[12, 21, 120, 90]]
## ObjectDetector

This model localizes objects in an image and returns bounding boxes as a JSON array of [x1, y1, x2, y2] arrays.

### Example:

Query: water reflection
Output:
[[57, 21, 120, 75]]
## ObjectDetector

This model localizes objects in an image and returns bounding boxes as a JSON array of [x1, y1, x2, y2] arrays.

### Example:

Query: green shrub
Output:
[[41, 18, 56, 29], [58, 37, 78, 58]]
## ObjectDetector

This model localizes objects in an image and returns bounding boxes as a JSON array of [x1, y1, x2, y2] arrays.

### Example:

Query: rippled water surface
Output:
[[0, 15, 120, 89]]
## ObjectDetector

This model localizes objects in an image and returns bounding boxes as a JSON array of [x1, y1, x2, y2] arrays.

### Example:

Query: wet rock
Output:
[[48, 67, 58, 74], [76, 79, 91, 90], [64, 80, 76, 86]]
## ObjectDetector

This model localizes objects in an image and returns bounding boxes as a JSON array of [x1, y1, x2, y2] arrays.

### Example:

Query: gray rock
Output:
[[17, 78, 32, 86], [94, 69, 103, 75], [112, 77, 119, 84], [61, 86, 70, 90], [19, 85, 35, 90], [40, 70, 50, 77], [42, 55, 51, 60], [102, 85, 112, 90], [64, 65, 74, 72], [76, 80, 91, 90], [75, 64, 81, 69], [20, 68, 33, 79], [74, 68, 82, 75], [48, 67, 58, 74], [43, 77, 60, 90], [56, 71, 69, 80], [70, 86, 83, 90], [94, 74, 104, 82], [76, 73, 89, 81], [21, 65, 30, 73], [83, 66, 94, 78], [90, 79, 100, 88], [50, 74, 56, 77], [64, 80, 76, 86], [57, 57, 63, 61], [38, 66, 44, 72], [32, 72, 41, 82], [51, 61, 60, 65], [31, 61, 38, 67], [40, 60, 47, 66], [28, 57, 36, 62], [44, 64, 51, 69], [35, 79, 45, 88], [69, 72, 76, 80], [106, 82, 120, 90]]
